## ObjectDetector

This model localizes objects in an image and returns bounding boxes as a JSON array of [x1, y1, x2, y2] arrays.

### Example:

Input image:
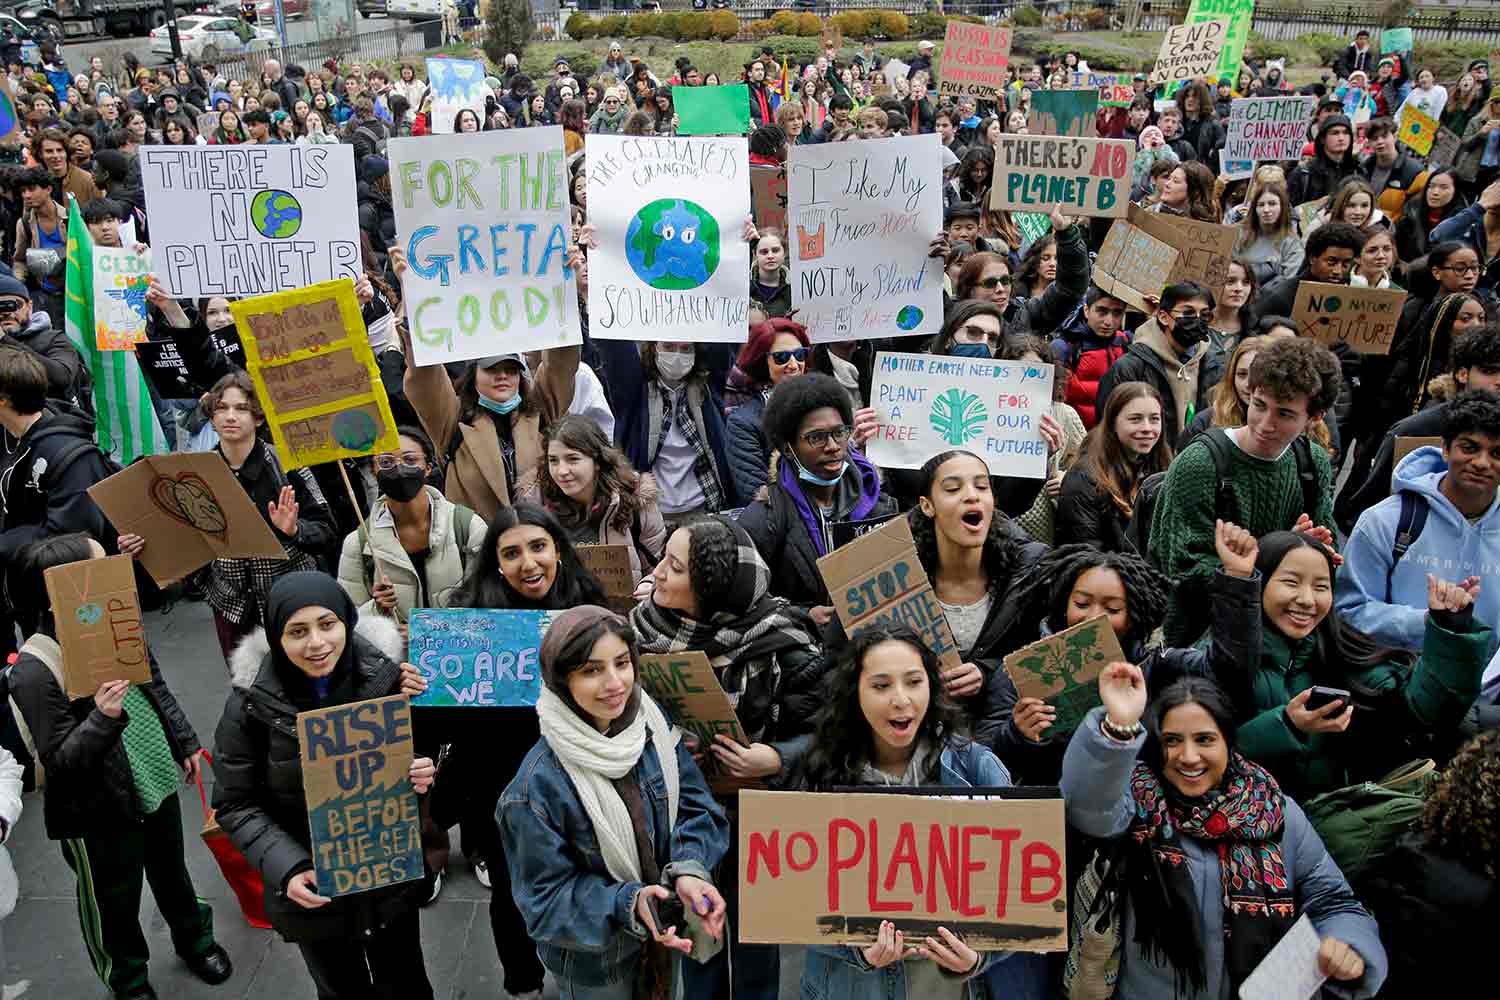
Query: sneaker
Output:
[[473, 859, 491, 889], [424, 870, 443, 906]]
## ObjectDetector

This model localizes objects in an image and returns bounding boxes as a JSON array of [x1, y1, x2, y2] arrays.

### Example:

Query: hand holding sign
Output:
[[94, 679, 129, 719]]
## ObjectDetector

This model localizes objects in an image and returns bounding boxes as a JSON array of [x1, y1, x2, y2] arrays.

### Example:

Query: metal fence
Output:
[[211, 19, 441, 81]]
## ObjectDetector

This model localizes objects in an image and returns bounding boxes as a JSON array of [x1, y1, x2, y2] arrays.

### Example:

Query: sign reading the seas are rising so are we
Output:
[[407, 608, 557, 707], [390, 128, 580, 367], [141, 144, 360, 300], [988, 135, 1133, 218], [788, 133, 944, 344], [585, 134, 751, 343]]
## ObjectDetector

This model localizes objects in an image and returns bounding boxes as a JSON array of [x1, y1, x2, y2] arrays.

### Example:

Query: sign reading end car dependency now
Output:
[[1149, 18, 1231, 87], [989, 135, 1133, 218]]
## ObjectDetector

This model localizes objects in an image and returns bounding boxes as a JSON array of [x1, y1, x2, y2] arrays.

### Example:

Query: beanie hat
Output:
[[359, 155, 389, 183], [0, 274, 30, 301]]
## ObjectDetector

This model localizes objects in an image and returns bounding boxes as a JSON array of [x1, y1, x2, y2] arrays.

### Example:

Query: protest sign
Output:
[[1291, 282, 1407, 355], [867, 350, 1053, 480], [1150, 18, 1231, 87], [425, 56, 488, 135], [91, 246, 150, 350], [1295, 196, 1328, 236], [1223, 96, 1318, 167], [141, 144, 360, 299], [738, 789, 1067, 950], [1240, 914, 1327, 1000], [88, 453, 287, 586], [1027, 89, 1098, 137], [788, 133, 945, 343], [1129, 203, 1237, 302], [407, 608, 556, 707], [1092, 216, 1180, 313], [42, 555, 151, 698], [1428, 126, 1462, 169], [1015, 211, 1052, 249], [883, 59, 910, 88], [750, 163, 788, 235], [1168, 0, 1253, 94], [1068, 71, 1133, 107], [675, 84, 751, 136], [937, 20, 1012, 100], [829, 512, 901, 551], [575, 543, 636, 613], [1393, 436, 1443, 479], [1397, 102, 1439, 156], [133, 337, 195, 400], [0, 75, 18, 145], [638, 652, 749, 789], [1003, 614, 1125, 737], [817, 516, 961, 672], [585, 134, 751, 342], [230, 278, 399, 470], [1381, 28, 1414, 54], [989, 135, 1133, 218], [389, 128, 578, 367], [299, 695, 423, 897]]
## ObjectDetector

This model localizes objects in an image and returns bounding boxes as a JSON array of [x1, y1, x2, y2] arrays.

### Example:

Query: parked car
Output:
[[254, 0, 308, 22], [356, 0, 387, 17], [150, 14, 275, 61]]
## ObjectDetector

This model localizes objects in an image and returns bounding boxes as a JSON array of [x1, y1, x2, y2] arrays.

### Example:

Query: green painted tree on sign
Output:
[[930, 388, 987, 446], [1003, 615, 1125, 736]]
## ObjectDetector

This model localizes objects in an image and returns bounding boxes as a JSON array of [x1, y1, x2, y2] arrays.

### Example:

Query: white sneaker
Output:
[[424, 871, 443, 906], [474, 859, 492, 889]]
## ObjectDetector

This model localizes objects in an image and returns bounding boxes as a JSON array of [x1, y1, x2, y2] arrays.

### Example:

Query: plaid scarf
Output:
[[650, 381, 725, 513], [1125, 752, 1294, 994]]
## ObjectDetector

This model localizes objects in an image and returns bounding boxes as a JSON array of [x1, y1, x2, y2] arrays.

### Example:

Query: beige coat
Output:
[[336, 486, 488, 619]]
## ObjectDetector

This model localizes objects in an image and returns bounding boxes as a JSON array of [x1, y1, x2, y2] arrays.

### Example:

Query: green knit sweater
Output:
[[1150, 430, 1335, 645]]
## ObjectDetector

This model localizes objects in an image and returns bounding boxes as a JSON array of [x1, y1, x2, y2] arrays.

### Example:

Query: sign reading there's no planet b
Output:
[[788, 133, 944, 344], [390, 128, 581, 367], [867, 350, 1053, 480], [585, 134, 751, 343], [407, 608, 558, 707]]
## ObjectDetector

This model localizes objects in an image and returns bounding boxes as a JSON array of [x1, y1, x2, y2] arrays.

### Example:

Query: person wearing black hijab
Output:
[[211, 571, 437, 998]]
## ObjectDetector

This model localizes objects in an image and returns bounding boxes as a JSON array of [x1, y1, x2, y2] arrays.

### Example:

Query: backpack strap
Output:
[[1290, 435, 1321, 524], [1386, 491, 1429, 603], [451, 503, 473, 572], [9, 635, 66, 787], [1198, 428, 1239, 524], [40, 438, 107, 489]]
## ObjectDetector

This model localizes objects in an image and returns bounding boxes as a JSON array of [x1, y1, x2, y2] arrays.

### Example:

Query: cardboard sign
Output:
[[1223, 96, 1318, 166], [1128, 203, 1238, 302], [675, 84, 751, 136], [738, 789, 1067, 950], [638, 651, 751, 792], [407, 608, 556, 707], [230, 279, 399, 469], [817, 517, 961, 671], [141, 144, 360, 299], [1003, 615, 1125, 737], [989, 135, 1133, 218], [867, 350, 1053, 480], [1427, 126, 1463, 169], [1295, 196, 1328, 236], [92, 245, 151, 350], [299, 695, 423, 897], [88, 453, 287, 586], [133, 337, 195, 400], [1168, 0, 1253, 94], [389, 128, 580, 367], [750, 162, 788, 235], [938, 21, 1012, 100], [426, 56, 488, 135], [1291, 282, 1407, 355], [1092, 217, 1180, 314], [576, 543, 636, 613], [43, 555, 152, 698], [1027, 89, 1098, 137], [1068, 71, 1133, 108], [1393, 436, 1443, 473], [585, 134, 751, 342], [788, 134, 945, 344], [1150, 18, 1231, 87], [1397, 102, 1439, 156], [829, 512, 901, 551]]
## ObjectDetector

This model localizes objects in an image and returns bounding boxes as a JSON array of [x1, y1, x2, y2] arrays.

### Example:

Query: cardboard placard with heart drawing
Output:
[[43, 555, 153, 697], [89, 452, 287, 586]]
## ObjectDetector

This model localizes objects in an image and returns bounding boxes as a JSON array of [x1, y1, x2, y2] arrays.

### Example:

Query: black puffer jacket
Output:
[[998, 221, 1091, 340], [0, 403, 115, 563], [211, 613, 423, 943], [1055, 463, 1133, 553], [1287, 114, 1362, 206], [9, 640, 199, 840]]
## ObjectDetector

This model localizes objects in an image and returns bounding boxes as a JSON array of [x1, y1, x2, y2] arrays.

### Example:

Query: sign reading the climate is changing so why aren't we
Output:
[[585, 134, 750, 342], [1222, 96, 1318, 175], [866, 350, 1053, 479], [788, 133, 944, 344], [141, 144, 359, 300], [390, 128, 580, 367]]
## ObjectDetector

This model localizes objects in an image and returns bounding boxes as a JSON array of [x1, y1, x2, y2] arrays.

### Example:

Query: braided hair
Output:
[[683, 516, 741, 614], [1015, 544, 1170, 648]]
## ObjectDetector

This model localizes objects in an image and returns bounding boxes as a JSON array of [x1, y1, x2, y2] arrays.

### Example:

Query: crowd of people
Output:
[[0, 13, 1498, 1000]]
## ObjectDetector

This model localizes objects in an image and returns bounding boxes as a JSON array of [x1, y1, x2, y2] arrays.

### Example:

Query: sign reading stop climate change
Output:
[[989, 136, 1133, 218], [390, 128, 580, 367]]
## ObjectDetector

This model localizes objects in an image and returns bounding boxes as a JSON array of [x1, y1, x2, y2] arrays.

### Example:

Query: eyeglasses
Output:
[[769, 347, 809, 365], [1171, 308, 1216, 321], [1440, 264, 1481, 276], [604, 98, 620, 105], [800, 425, 851, 448], [976, 275, 1012, 289]]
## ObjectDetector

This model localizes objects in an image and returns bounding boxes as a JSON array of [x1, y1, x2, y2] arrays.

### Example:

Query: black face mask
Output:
[[1171, 316, 1211, 349], [377, 465, 425, 503]]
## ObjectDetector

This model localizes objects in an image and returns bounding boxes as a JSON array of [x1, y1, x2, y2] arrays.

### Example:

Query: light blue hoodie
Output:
[[1336, 445, 1500, 657]]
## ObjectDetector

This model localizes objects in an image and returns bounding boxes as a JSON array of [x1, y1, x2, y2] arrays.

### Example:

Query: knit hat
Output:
[[359, 154, 389, 183], [538, 605, 639, 724], [0, 274, 30, 301]]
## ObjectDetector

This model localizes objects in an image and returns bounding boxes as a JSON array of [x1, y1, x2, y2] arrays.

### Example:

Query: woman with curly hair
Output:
[[1057, 382, 1174, 552]]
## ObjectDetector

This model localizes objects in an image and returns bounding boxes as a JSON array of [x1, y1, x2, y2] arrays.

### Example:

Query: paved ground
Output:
[[3, 597, 805, 998]]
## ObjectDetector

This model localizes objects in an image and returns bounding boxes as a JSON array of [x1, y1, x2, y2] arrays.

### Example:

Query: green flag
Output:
[[63, 196, 170, 464]]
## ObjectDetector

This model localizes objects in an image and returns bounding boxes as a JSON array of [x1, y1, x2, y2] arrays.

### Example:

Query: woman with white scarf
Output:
[[500, 605, 730, 1000]]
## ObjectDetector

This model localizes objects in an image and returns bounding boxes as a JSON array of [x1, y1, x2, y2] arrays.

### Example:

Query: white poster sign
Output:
[[141, 145, 360, 300], [788, 133, 945, 344], [92, 245, 151, 351], [390, 128, 580, 366], [866, 350, 1053, 479], [426, 57, 489, 135], [585, 134, 751, 343], [1223, 96, 1317, 168]]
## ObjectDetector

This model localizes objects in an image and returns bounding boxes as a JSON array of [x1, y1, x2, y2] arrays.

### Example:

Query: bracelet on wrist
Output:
[[1101, 715, 1143, 743]]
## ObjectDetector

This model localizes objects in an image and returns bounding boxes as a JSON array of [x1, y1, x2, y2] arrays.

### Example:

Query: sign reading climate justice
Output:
[[141, 145, 360, 300], [586, 134, 750, 342]]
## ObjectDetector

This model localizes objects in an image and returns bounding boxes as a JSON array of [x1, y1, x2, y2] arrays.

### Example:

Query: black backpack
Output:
[[1384, 491, 1429, 602]]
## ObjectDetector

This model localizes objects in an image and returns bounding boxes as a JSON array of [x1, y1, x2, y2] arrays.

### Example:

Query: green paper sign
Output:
[[675, 84, 751, 136], [1166, 0, 1254, 96], [1381, 28, 1413, 54]]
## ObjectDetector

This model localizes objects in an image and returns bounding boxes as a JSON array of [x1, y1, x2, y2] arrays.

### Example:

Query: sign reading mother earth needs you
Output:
[[141, 144, 359, 299], [937, 20, 1012, 100], [390, 128, 580, 367], [788, 133, 944, 343], [989, 136, 1133, 219], [586, 134, 750, 342]]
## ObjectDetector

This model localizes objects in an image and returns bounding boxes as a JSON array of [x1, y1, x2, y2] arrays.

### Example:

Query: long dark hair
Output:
[[538, 414, 644, 532], [1080, 382, 1174, 516], [1014, 543, 1169, 650], [455, 362, 539, 425], [908, 449, 1021, 589], [1014, 233, 1057, 297], [926, 299, 1004, 354], [449, 503, 606, 611], [798, 626, 962, 789]]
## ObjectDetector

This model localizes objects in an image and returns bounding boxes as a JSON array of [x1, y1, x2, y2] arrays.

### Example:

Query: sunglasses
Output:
[[770, 348, 809, 365], [976, 275, 1012, 289]]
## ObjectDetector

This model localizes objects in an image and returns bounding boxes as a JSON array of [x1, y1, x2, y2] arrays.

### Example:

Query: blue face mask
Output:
[[797, 458, 847, 488], [478, 392, 522, 416], [949, 342, 992, 359]]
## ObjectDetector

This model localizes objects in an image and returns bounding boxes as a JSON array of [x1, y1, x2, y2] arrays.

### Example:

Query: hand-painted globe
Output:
[[332, 409, 380, 452], [896, 305, 923, 331], [251, 189, 303, 239], [625, 198, 720, 291]]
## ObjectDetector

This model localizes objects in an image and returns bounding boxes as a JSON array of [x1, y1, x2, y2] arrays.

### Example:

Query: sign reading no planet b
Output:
[[989, 135, 1133, 218], [141, 144, 360, 300], [407, 608, 557, 707], [788, 133, 944, 344], [390, 129, 580, 367], [937, 20, 1012, 100]]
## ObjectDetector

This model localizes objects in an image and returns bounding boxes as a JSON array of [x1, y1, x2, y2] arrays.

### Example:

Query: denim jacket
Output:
[[801, 739, 1012, 1000], [498, 726, 730, 987]]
